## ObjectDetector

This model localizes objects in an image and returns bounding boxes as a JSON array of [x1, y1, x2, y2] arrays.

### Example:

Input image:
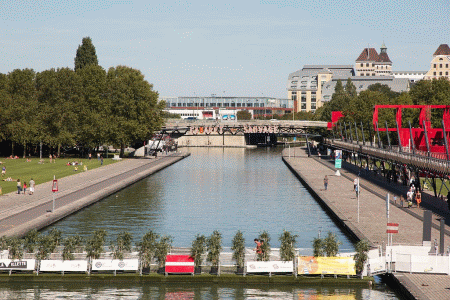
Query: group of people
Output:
[[253, 238, 266, 258], [16, 178, 35, 195]]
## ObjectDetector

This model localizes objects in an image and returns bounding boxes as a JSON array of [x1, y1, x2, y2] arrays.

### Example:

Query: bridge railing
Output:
[[325, 138, 450, 174]]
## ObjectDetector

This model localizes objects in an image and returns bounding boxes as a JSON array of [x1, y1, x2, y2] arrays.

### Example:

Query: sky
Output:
[[0, 0, 449, 99]]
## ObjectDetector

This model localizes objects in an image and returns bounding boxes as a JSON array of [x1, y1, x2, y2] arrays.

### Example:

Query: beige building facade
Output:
[[424, 44, 450, 80]]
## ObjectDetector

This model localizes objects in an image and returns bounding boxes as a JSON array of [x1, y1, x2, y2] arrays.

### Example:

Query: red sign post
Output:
[[51, 176, 58, 212]]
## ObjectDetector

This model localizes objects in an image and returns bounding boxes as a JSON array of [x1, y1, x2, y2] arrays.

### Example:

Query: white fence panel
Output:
[[92, 259, 139, 271], [39, 260, 88, 272]]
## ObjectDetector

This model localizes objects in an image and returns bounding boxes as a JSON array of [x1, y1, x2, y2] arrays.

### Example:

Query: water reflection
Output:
[[0, 281, 401, 299]]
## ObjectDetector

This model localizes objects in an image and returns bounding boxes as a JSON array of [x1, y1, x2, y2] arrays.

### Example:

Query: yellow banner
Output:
[[297, 256, 356, 275]]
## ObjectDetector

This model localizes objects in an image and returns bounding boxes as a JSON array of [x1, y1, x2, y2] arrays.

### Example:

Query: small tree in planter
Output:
[[279, 230, 298, 262], [137, 231, 159, 274], [312, 237, 325, 257], [23, 229, 40, 254], [86, 229, 107, 260], [36, 235, 57, 261], [111, 231, 132, 260], [191, 235, 206, 274], [354, 239, 370, 278], [155, 235, 173, 274], [0, 236, 10, 251], [7, 237, 23, 260], [207, 230, 222, 274], [62, 235, 84, 261], [323, 232, 341, 257], [257, 231, 271, 261], [231, 231, 245, 274]]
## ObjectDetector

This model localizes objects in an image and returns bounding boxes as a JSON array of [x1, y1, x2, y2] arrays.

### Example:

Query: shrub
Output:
[[231, 231, 245, 268]]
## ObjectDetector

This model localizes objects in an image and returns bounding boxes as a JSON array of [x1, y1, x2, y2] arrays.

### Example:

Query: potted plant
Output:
[[155, 235, 173, 274], [231, 231, 245, 274], [324, 232, 342, 257], [207, 230, 222, 274], [279, 230, 298, 262], [137, 231, 159, 274], [354, 240, 370, 278], [257, 231, 271, 261], [85, 229, 107, 273], [191, 235, 206, 274], [111, 231, 132, 260], [62, 235, 83, 261]]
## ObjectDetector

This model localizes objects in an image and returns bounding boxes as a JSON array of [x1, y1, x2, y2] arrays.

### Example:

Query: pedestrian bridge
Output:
[[164, 119, 328, 129]]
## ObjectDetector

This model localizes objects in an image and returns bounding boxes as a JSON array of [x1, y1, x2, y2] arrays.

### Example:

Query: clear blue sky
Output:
[[1, 0, 449, 98]]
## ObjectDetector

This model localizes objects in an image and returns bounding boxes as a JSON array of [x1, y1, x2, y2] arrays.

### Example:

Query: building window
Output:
[[291, 95, 297, 101], [440, 72, 443, 75], [446, 72, 449, 76], [236, 103, 241, 107], [292, 91, 297, 95], [247, 103, 253, 107], [311, 103, 316, 110], [440, 64, 443, 68], [434, 64, 437, 68], [447, 64, 449, 68], [434, 72, 436, 75], [301, 103, 306, 109], [361, 73, 364, 76]]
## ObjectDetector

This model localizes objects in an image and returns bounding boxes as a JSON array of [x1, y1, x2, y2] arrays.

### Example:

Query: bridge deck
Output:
[[283, 148, 450, 300]]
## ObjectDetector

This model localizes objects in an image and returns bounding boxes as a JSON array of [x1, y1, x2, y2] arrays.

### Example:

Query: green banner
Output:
[[335, 159, 342, 169]]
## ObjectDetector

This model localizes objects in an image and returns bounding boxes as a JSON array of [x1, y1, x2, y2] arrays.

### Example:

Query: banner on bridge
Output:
[[40, 260, 88, 272], [0, 259, 35, 271], [297, 256, 355, 275], [246, 261, 293, 273], [334, 150, 342, 169], [91, 259, 139, 271]]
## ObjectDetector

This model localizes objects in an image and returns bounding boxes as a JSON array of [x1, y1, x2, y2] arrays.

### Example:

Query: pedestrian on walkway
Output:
[[415, 190, 422, 208], [17, 179, 22, 194], [29, 178, 35, 195], [323, 175, 328, 190], [23, 182, 27, 195], [355, 184, 359, 198], [407, 189, 413, 208], [400, 195, 404, 208], [100, 156, 103, 165], [353, 178, 358, 191]]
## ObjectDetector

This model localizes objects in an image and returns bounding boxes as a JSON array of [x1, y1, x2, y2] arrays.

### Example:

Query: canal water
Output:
[[20, 147, 401, 299]]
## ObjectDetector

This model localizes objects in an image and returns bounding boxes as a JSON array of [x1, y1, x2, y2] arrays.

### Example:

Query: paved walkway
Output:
[[282, 148, 450, 300], [0, 153, 188, 237]]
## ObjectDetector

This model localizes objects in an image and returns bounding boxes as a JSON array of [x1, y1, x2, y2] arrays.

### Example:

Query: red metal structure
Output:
[[373, 105, 450, 155]]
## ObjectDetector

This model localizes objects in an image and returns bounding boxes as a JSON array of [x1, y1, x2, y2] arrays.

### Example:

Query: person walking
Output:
[[23, 182, 27, 195], [353, 178, 358, 191], [29, 178, 35, 195], [17, 179, 22, 194], [416, 190, 422, 208], [100, 156, 103, 165], [323, 175, 328, 191]]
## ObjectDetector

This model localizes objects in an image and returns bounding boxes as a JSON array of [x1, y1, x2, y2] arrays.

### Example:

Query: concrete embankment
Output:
[[282, 148, 450, 300], [0, 153, 190, 237]]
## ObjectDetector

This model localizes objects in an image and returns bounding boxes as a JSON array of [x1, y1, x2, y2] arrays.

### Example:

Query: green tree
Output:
[[86, 229, 107, 259], [279, 230, 298, 261], [155, 235, 172, 268], [323, 232, 341, 257], [354, 240, 370, 275], [74, 37, 99, 71], [137, 231, 159, 269], [62, 235, 83, 261], [5, 69, 38, 157], [191, 234, 207, 269], [231, 231, 245, 268], [345, 78, 357, 98], [23, 229, 40, 253], [111, 231, 132, 260], [77, 65, 109, 150], [206, 230, 222, 268], [312, 237, 325, 257], [7, 237, 23, 260], [105, 66, 165, 157], [236, 110, 252, 120], [257, 231, 271, 261], [35, 68, 82, 156]]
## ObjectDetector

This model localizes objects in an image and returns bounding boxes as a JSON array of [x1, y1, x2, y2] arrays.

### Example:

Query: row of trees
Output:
[[0, 229, 370, 274], [0, 37, 165, 157]]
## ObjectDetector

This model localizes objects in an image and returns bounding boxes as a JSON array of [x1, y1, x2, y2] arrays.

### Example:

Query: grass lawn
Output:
[[0, 157, 118, 195]]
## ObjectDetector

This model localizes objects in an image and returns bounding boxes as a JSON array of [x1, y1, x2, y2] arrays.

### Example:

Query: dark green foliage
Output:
[[23, 229, 40, 253], [312, 237, 324, 257], [206, 230, 222, 267], [257, 231, 271, 261], [155, 236, 173, 268], [236, 110, 252, 120], [8, 237, 23, 259], [312, 232, 342, 257], [0, 236, 9, 251], [345, 78, 357, 98], [191, 234, 207, 267], [279, 230, 298, 261], [354, 240, 370, 274], [137, 231, 159, 268], [85, 229, 107, 259], [111, 231, 132, 260], [74, 37, 99, 71], [231, 231, 245, 268], [36, 231, 61, 260], [62, 235, 83, 261]]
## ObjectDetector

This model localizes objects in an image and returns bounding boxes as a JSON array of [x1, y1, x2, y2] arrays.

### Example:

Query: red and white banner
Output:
[[165, 255, 194, 273], [387, 223, 399, 233]]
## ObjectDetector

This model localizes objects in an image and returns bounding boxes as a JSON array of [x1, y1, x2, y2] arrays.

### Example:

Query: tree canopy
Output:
[[74, 37, 99, 71]]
